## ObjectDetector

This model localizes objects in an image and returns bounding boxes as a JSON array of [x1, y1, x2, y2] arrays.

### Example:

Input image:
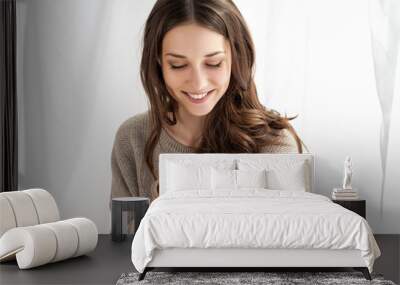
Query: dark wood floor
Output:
[[0, 234, 398, 285], [374, 234, 400, 284]]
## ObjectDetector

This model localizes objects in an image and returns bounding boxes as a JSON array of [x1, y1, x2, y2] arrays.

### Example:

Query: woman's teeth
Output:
[[185, 90, 213, 100], [188, 92, 208, 99]]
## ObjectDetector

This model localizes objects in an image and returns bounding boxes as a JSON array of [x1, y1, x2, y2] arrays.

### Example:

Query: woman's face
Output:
[[161, 23, 232, 117]]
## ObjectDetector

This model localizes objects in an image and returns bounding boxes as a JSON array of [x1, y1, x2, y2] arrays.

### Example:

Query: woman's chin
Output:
[[183, 104, 214, 117], [187, 109, 212, 117]]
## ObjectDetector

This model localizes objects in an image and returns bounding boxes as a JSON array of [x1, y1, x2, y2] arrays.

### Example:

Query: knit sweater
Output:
[[109, 110, 300, 206]]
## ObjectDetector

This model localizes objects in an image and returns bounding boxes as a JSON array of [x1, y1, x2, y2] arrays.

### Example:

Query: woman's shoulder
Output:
[[278, 128, 300, 153], [262, 128, 301, 154], [114, 110, 151, 145]]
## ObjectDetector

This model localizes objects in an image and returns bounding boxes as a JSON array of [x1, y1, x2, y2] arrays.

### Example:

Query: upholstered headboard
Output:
[[159, 153, 315, 195]]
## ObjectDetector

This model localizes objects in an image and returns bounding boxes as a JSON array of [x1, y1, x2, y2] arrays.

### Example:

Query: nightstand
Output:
[[111, 197, 150, 242], [332, 199, 366, 219]]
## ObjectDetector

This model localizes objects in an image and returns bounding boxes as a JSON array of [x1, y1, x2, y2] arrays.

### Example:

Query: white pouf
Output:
[[0, 189, 98, 269]]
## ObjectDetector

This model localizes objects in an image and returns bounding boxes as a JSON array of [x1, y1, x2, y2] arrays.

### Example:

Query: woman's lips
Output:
[[182, 89, 215, 104]]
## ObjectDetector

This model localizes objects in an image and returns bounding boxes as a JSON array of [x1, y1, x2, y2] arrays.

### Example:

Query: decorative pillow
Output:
[[211, 168, 268, 190], [236, 169, 268, 188], [166, 161, 212, 191], [266, 161, 307, 191], [212, 168, 237, 190]]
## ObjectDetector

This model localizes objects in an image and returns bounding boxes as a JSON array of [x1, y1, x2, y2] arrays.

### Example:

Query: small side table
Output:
[[332, 199, 366, 219], [112, 197, 149, 242]]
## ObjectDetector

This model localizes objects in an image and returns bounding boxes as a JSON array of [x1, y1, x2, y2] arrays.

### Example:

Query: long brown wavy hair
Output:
[[140, 0, 306, 199]]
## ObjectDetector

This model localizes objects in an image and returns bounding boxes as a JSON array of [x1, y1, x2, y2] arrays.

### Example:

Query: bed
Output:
[[131, 153, 381, 281]]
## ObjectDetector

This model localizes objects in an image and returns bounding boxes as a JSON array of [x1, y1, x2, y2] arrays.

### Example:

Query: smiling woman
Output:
[[110, 0, 307, 205]]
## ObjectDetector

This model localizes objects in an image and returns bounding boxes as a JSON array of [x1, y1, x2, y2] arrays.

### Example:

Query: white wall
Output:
[[17, 0, 399, 234], [17, 0, 153, 233]]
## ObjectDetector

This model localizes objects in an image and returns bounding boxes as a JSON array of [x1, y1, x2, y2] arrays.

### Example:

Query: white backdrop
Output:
[[17, 0, 399, 233], [237, 0, 400, 233]]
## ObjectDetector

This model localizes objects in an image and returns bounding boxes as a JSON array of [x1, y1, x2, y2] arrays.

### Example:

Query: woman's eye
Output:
[[169, 61, 223, 70], [207, 61, 223, 68], [170, 65, 186, 69]]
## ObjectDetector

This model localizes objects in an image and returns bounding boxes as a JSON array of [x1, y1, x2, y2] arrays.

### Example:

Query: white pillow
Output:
[[236, 169, 268, 188], [167, 161, 212, 191], [266, 161, 307, 191], [211, 168, 268, 190], [212, 168, 237, 190], [237, 159, 309, 192]]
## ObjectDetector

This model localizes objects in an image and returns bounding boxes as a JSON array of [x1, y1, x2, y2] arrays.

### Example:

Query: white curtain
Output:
[[236, 0, 400, 233], [368, 0, 400, 217]]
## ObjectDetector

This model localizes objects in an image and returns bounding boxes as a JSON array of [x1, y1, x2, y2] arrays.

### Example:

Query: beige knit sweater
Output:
[[109, 110, 299, 206]]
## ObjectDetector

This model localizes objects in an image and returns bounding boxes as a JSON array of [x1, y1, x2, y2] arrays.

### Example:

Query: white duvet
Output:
[[131, 189, 381, 273]]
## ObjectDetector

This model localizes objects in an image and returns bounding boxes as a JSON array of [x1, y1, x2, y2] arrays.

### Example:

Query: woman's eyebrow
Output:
[[165, 51, 225, 58]]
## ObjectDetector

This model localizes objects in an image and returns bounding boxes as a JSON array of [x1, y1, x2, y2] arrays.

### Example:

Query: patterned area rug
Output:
[[116, 271, 396, 285]]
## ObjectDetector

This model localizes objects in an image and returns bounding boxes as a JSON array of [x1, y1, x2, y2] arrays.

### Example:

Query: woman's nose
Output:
[[187, 66, 208, 91]]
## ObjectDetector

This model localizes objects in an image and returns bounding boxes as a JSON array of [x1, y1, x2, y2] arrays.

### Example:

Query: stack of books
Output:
[[332, 188, 359, 200]]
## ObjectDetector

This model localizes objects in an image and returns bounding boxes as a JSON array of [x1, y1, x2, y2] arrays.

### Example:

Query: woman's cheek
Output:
[[163, 71, 182, 95], [211, 68, 231, 89]]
